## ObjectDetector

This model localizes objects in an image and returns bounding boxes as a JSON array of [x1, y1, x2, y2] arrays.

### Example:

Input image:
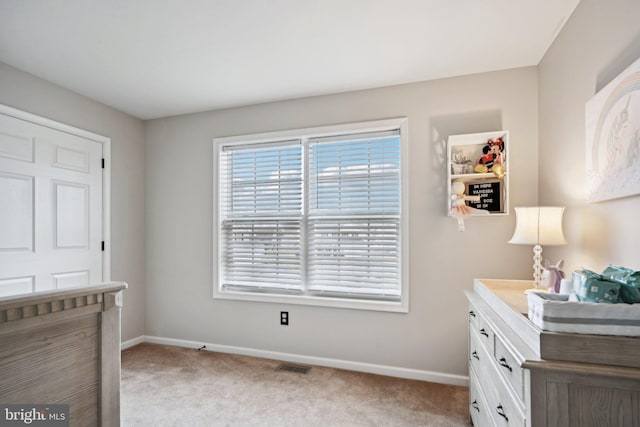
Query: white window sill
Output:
[[213, 288, 409, 313]]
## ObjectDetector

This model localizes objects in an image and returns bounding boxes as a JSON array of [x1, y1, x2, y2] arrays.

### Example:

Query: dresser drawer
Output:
[[469, 303, 495, 355], [472, 329, 525, 427], [468, 305, 480, 329], [469, 367, 493, 427], [487, 373, 525, 427], [493, 334, 524, 403], [469, 328, 486, 376]]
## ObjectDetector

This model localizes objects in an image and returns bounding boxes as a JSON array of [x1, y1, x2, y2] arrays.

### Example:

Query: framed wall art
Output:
[[585, 56, 640, 202]]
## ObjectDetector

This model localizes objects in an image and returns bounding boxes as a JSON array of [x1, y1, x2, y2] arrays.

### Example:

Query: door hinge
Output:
[[101, 241, 105, 251], [102, 158, 105, 169]]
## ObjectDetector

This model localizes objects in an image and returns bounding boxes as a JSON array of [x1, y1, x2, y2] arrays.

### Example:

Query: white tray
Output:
[[527, 292, 640, 336]]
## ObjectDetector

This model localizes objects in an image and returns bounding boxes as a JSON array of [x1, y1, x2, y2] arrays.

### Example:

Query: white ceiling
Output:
[[0, 0, 580, 120]]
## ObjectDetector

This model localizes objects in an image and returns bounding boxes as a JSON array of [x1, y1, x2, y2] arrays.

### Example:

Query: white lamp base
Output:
[[532, 244, 543, 288], [521, 244, 545, 294]]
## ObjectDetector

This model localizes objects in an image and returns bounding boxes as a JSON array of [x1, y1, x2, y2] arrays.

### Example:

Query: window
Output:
[[213, 118, 408, 312]]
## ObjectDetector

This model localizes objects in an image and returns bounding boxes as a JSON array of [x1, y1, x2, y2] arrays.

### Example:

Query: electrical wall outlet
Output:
[[280, 311, 289, 325]]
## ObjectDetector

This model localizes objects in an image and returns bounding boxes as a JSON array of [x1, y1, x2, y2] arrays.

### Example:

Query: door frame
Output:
[[0, 103, 112, 282]]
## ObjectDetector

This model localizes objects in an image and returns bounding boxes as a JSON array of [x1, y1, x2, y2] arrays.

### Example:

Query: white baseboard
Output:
[[141, 335, 469, 387], [121, 335, 145, 351]]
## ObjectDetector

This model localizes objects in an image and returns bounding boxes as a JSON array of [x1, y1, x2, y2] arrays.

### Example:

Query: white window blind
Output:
[[215, 119, 406, 309], [308, 131, 401, 299], [219, 141, 303, 291]]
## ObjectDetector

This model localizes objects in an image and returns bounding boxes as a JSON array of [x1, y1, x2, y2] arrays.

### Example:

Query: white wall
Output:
[[2, 0, 636, 382], [2, 0, 637, 382], [539, 0, 640, 272], [145, 67, 539, 378], [0, 61, 146, 342]]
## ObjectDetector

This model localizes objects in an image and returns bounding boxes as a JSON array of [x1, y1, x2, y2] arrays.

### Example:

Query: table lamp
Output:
[[508, 207, 567, 288]]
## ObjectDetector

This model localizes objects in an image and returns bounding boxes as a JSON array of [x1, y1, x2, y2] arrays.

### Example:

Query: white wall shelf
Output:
[[447, 130, 509, 216]]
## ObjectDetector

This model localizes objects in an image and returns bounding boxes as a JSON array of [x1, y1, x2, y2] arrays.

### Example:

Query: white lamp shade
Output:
[[509, 207, 567, 246]]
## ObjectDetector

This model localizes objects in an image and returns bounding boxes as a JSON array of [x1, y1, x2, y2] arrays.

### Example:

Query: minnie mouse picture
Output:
[[476, 137, 505, 170]]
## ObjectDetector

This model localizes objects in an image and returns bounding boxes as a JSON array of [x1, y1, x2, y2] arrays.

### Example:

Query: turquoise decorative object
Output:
[[573, 270, 621, 304], [601, 264, 640, 303]]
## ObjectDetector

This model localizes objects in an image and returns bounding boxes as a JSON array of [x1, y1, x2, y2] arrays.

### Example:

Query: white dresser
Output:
[[466, 279, 640, 427]]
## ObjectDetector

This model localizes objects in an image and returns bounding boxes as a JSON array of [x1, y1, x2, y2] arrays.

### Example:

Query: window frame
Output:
[[213, 118, 409, 312]]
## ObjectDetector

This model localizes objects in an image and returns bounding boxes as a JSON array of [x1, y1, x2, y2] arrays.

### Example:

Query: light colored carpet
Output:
[[121, 343, 469, 427]]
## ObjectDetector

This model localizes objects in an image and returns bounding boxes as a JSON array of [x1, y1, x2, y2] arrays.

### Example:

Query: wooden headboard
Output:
[[0, 282, 127, 427]]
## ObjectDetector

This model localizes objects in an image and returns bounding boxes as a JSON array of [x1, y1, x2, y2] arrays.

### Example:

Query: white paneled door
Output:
[[0, 110, 105, 297]]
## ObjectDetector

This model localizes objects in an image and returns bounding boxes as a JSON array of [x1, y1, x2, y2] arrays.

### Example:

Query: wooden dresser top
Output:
[[474, 279, 531, 314]]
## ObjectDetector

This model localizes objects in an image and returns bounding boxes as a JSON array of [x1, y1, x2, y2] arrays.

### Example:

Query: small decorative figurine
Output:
[[540, 260, 565, 293], [450, 180, 489, 231], [451, 151, 473, 174]]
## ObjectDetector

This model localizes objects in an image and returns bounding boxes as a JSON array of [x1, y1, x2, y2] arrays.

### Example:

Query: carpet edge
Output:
[[129, 335, 469, 387]]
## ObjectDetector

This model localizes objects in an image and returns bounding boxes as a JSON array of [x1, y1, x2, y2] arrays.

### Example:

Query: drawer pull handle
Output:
[[498, 357, 513, 372], [496, 405, 509, 422], [480, 328, 489, 338], [471, 400, 480, 412], [469, 310, 476, 318], [472, 351, 479, 360]]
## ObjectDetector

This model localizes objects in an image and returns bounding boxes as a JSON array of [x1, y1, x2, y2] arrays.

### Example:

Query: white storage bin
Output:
[[527, 292, 640, 336]]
